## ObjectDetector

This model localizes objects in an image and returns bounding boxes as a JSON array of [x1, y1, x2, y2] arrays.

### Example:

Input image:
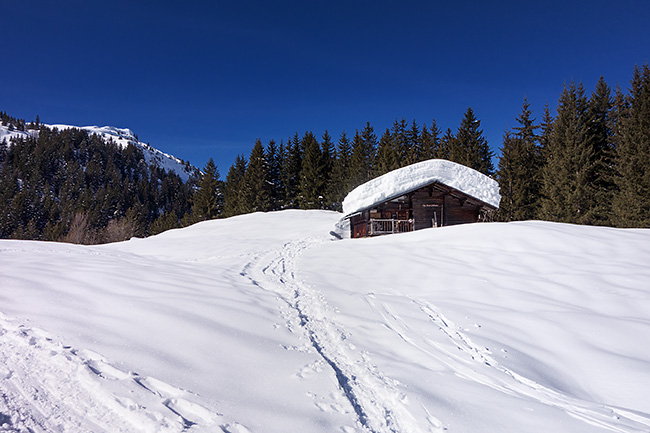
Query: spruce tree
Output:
[[223, 155, 247, 217], [586, 77, 616, 225], [405, 120, 421, 165], [496, 131, 517, 221], [320, 131, 336, 209], [282, 133, 302, 208], [391, 118, 409, 167], [266, 139, 284, 211], [420, 119, 441, 161], [538, 103, 554, 165], [297, 131, 324, 209], [240, 139, 271, 213], [496, 99, 542, 221], [613, 64, 650, 227], [349, 122, 377, 188], [191, 158, 222, 221], [329, 132, 352, 210], [439, 128, 455, 160], [455, 107, 494, 175], [374, 128, 398, 176], [539, 81, 593, 223]]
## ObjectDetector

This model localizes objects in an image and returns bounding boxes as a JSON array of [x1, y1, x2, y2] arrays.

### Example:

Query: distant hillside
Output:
[[0, 111, 200, 243], [1, 120, 197, 182]]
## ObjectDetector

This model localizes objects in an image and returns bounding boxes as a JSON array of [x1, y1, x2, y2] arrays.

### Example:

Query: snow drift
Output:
[[1, 211, 649, 433]]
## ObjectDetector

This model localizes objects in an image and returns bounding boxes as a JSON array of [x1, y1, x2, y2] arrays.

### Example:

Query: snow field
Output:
[[1, 211, 650, 432], [299, 220, 650, 432], [0, 313, 201, 432]]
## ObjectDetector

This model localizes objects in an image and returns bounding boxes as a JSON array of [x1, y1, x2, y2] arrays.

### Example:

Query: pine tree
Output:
[[191, 158, 222, 221], [496, 99, 542, 221], [223, 154, 247, 217], [538, 103, 554, 166], [539, 81, 593, 223], [328, 132, 352, 210], [349, 122, 377, 188], [282, 133, 302, 208], [374, 128, 398, 176], [455, 107, 494, 175], [391, 118, 409, 167], [439, 128, 455, 160], [420, 119, 441, 161], [405, 120, 421, 164], [241, 139, 271, 213], [298, 131, 324, 209], [349, 130, 369, 189], [496, 131, 517, 221], [266, 139, 283, 211], [320, 131, 336, 209], [613, 64, 650, 227], [585, 76, 616, 225]]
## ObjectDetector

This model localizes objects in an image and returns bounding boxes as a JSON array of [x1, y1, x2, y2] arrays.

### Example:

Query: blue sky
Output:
[[2, 1, 649, 173]]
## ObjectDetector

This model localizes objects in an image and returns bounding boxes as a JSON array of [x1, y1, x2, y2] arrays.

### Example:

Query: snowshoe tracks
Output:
[[0, 315, 251, 433]]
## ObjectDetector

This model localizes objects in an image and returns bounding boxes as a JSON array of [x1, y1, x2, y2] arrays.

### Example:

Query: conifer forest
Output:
[[1, 64, 649, 243]]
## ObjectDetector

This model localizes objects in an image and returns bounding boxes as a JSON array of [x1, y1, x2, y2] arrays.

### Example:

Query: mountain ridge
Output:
[[1, 121, 198, 182]]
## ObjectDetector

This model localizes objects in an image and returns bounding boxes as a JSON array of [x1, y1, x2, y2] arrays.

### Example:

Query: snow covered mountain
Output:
[[1, 211, 649, 433], [0, 123, 197, 182]]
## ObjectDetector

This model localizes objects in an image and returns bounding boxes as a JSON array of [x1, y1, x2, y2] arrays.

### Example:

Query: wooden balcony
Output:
[[368, 218, 413, 236]]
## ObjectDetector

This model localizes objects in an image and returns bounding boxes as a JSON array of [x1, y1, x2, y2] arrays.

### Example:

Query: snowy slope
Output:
[[1, 211, 649, 433], [0, 124, 30, 144], [0, 123, 196, 182]]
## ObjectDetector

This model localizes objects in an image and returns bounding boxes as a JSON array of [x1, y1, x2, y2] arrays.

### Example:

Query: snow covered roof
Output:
[[342, 159, 501, 216]]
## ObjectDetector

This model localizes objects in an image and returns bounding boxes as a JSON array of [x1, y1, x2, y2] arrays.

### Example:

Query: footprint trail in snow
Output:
[[0, 314, 246, 433], [365, 294, 650, 433], [240, 237, 436, 433]]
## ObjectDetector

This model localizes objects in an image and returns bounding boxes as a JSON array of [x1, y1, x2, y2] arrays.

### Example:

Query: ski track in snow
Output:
[[364, 293, 650, 433], [239, 236, 439, 433], [2, 216, 649, 433], [0, 314, 249, 433]]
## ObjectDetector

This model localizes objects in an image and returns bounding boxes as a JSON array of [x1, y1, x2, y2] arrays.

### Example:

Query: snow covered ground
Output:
[[1, 210, 649, 432]]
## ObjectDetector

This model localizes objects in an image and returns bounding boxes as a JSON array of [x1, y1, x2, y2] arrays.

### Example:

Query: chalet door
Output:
[[422, 204, 442, 228]]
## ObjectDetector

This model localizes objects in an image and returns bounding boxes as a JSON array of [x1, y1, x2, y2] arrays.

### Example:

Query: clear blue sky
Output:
[[2, 1, 649, 173]]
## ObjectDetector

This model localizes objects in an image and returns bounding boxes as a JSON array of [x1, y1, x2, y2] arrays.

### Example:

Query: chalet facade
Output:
[[342, 159, 500, 238]]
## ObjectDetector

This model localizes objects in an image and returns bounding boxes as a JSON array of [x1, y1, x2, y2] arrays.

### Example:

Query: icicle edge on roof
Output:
[[342, 159, 501, 216]]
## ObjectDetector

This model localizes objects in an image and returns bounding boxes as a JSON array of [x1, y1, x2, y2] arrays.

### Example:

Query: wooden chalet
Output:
[[347, 181, 497, 238], [342, 159, 500, 238]]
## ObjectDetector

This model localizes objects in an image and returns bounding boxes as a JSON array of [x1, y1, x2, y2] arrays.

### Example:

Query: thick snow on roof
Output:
[[342, 159, 501, 216]]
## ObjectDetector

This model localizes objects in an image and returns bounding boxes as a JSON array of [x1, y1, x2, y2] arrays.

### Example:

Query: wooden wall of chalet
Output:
[[443, 194, 481, 226], [350, 213, 368, 238], [349, 182, 492, 238], [377, 185, 483, 229]]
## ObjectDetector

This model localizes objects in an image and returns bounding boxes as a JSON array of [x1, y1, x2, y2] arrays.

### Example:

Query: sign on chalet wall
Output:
[[342, 159, 501, 238]]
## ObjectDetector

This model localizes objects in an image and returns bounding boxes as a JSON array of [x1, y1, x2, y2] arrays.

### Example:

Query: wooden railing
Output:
[[368, 219, 413, 235]]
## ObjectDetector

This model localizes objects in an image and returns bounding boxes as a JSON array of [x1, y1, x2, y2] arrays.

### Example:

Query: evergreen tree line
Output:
[[0, 123, 197, 243], [496, 64, 650, 227], [3, 64, 648, 243], [217, 107, 494, 217]]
